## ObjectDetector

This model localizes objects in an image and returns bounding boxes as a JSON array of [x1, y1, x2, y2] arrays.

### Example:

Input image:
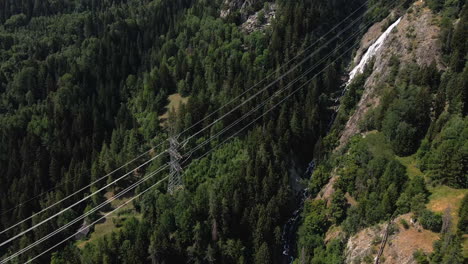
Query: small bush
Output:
[[363, 254, 373, 264], [388, 222, 399, 235], [113, 217, 124, 228], [117, 209, 133, 216], [4, 13, 28, 29], [257, 10, 266, 24], [400, 218, 410, 229], [419, 210, 442, 232], [413, 249, 429, 264], [458, 194, 468, 233], [372, 235, 382, 245]]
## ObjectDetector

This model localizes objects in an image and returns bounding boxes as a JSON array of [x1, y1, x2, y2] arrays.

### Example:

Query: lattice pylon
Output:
[[167, 137, 183, 194]]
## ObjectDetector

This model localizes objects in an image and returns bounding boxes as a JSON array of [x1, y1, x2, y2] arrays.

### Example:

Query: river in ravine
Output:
[[281, 162, 313, 264], [280, 17, 402, 263]]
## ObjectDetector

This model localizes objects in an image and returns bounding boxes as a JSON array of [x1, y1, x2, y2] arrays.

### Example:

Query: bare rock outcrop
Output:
[[345, 214, 439, 264], [220, 0, 276, 33], [241, 3, 276, 33], [220, 0, 259, 21]]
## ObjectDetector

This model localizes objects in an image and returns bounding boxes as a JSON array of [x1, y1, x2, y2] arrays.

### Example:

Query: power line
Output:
[[175, 0, 371, 141], [0, 0, 369, 222], [0, 150, 167, 245], [22, 174, 169, 264], [0, 140, 165, 217], [0, 0, 371, 225], [179, 4, 372, 145], [0, 164, 170, 264]]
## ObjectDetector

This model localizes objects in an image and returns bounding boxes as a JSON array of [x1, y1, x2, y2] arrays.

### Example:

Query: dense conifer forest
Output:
[[0, 0, 466, 263]]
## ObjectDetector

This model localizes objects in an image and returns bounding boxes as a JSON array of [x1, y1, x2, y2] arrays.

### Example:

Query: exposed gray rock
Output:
[[241, 3, 276, 33], [220, 0, 254, 21], [220, 0, 276, 33]]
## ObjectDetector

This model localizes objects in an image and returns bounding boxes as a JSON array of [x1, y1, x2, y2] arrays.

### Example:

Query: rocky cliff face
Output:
[[240, 2, 276, 33], [338, 1, 444, 148], [220, 0, 258, 21], [220, 0, 276, 33]]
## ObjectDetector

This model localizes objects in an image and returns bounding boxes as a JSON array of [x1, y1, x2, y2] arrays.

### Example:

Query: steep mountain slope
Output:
[[295, 0, 467, 263], [339, 3, 444, 148], [318, 2, 444, 204]]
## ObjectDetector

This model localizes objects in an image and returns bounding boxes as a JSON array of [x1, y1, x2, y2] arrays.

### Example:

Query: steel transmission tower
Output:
[[167, 109, 184, 194], [168, 137, 183, 194]]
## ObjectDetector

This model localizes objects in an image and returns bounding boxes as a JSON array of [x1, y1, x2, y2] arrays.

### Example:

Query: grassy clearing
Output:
[[394, 154, 467, 227], [362, 132, 394, 159], [427, 185, 467, 227], [76, 192, 141, 249], [76, 213, 118, 249], [396, 155, 424, 179], [395, 154, 467, 256], [77, 209, 141, 249], [159, 93, 189, 121]]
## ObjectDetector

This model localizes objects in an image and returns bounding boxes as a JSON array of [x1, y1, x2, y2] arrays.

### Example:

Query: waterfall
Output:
[[347, 17, 402, 85]]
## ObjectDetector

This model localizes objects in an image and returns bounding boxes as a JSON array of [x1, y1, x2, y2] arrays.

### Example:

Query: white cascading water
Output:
[[347, 17, 402, 85]]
